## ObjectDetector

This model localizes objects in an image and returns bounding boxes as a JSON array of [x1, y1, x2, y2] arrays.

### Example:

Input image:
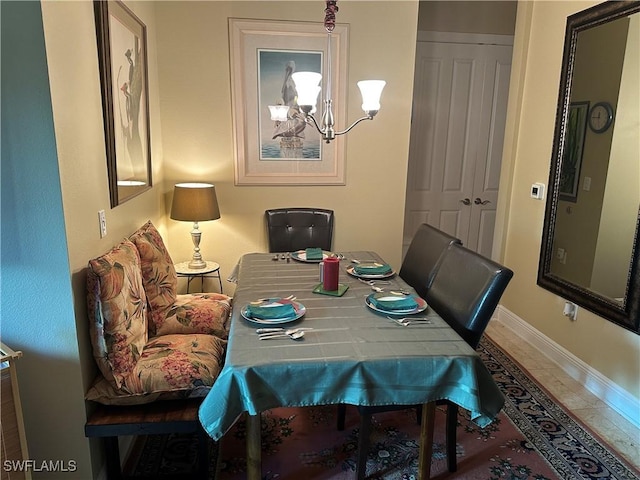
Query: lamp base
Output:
[[188, 258, 207, 269]]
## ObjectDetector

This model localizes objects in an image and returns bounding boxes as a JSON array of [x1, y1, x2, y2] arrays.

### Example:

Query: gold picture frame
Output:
[[229, 19, 348, 186]]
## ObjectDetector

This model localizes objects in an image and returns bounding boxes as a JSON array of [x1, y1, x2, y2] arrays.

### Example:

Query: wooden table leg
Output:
[[418, 402, 436, 480], [246, 413, 262, 480]]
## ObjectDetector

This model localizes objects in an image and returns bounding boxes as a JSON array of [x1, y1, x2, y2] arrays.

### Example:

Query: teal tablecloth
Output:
[[199, 252, 504, 440]]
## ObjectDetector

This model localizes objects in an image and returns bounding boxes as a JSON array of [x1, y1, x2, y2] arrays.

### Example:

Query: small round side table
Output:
[[174, 261, 223, 293]]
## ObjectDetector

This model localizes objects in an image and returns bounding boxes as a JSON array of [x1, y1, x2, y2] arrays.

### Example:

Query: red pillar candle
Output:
[[323, 257, 340, 291]]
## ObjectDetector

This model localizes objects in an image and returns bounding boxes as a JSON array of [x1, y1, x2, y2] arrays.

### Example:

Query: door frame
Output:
[[417, 31, 513, 46]]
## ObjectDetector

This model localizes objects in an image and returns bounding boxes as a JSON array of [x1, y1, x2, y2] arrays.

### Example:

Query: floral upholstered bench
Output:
[[83, 221, 232, 478]]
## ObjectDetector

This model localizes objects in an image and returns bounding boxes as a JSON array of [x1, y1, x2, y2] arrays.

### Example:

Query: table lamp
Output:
[[170, 183, 220, 269]]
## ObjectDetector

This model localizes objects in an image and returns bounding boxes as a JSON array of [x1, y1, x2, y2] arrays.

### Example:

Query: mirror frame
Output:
[[538, 0, 640, 334]]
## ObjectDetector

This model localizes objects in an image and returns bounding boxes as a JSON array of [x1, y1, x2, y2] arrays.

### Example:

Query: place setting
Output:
[[346, 259, 396, 279], [364, 291, 430, 326], [240, 295, 306, 325], [290, 247, 334, 263], [255, 327, 311, 341]]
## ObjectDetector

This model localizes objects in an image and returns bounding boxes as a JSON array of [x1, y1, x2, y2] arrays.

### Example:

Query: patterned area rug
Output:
[[128, 338, 639, 479]]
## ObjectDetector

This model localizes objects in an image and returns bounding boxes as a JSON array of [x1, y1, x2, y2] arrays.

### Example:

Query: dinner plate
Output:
[[290, 250, 332, 263], [365, 293, 427, 316], [346, 264, 396, 279], [240, 298, 306, 325]]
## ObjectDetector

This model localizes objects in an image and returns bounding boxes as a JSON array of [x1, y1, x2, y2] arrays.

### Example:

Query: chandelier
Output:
[[269, 0, 385, 144]]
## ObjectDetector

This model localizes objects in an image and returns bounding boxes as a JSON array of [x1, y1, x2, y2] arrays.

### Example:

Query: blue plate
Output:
[[241, 298, 306, 325], [347, 265, 395, 279], [365, 293, 427, 316]]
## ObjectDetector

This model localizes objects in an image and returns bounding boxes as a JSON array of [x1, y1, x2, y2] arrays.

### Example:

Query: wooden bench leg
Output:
[[103, 436, 123, 480], [197, 427, 210, 480]]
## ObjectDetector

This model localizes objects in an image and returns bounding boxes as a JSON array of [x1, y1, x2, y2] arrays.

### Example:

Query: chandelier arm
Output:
[[303, 113, 325, 136], [333, 114, 375, 136]]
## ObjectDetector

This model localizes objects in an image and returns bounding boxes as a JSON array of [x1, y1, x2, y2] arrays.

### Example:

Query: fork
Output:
[[358, 278, 391, 286], [386, 316, 409, 327], [386, 316, 432, 326], [257, 327, 310, 338], [256, 327, 313, 334], [253, 295, 296, 304]]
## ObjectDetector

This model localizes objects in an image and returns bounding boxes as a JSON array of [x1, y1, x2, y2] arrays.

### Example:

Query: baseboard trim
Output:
[[494, 305, 640, 429]]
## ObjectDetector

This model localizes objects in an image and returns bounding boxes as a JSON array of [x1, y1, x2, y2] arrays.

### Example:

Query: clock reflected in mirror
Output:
[[588, 101, 614, 133]]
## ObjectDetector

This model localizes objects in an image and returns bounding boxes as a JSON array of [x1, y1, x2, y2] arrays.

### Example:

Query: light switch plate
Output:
[[98, 210, 107, 238]]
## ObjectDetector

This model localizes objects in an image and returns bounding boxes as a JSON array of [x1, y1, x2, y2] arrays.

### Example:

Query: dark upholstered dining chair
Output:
[[265, 208, 334, 253], [399, 223, 462, 299], [336, 223, 461, 432], [349, 242, 514, 479]]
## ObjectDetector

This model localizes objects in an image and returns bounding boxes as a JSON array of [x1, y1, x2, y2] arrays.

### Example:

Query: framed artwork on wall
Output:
[[559, 101, 589, 202], [95, 0, 152, 207], [229, 19, 348, 185]]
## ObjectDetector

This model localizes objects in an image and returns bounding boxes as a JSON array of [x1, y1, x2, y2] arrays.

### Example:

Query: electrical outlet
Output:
[[98, 210, 107, 238], [563, 301, 578, 321], [557, 248, 567, 264]]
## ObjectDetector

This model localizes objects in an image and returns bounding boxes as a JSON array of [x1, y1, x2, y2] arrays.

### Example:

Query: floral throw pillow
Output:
[[129, 221, 178, 335], [157, 292, 232, 337], [87, 239, 148, 391]]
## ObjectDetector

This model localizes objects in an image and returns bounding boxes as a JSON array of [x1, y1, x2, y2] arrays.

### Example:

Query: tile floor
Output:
[[486, 321, 640, 471]]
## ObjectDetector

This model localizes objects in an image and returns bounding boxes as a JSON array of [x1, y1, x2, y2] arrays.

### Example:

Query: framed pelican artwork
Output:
[[95, 0, 152, 207], [229, 19, 348, 185]]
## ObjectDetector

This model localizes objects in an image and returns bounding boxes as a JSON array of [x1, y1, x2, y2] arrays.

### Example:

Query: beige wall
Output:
[[497, 1, 640, 398], [42, 0, 166, 476], [418, 1, 517, 35], [155, 1, 419, 293]]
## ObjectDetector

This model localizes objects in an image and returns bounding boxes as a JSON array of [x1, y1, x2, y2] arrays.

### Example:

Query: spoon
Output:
[[259, 331, 305, 340], [386, 316, 409, 327]]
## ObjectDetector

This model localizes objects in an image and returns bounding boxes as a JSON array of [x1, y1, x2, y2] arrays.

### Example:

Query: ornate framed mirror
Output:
[[538, 0, 640, 333]]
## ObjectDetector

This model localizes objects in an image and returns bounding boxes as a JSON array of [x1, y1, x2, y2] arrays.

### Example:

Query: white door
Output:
[[403, 36, 512, 258]]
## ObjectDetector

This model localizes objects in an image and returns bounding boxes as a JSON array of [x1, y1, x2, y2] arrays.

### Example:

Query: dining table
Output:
[[198, 251, 504, 479]]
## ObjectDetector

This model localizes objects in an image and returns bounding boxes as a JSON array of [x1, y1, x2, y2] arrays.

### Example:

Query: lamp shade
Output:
[[170, 183, 220, 222]]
